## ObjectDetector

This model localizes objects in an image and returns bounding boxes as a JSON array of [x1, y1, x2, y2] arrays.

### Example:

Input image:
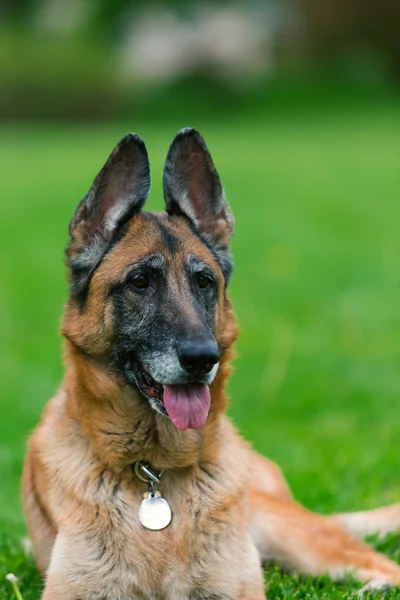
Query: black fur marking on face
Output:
[[145, 213, 181, 255]]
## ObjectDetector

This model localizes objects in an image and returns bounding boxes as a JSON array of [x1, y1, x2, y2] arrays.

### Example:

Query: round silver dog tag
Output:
[[139, 491, 172, 531]]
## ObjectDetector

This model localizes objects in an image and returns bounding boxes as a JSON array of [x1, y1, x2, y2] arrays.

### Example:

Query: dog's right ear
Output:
[[67, 133, 150, 300]]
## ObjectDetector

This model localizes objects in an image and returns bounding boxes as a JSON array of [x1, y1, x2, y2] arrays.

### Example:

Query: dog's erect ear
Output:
[[163, 128, 234, 278], [70, 133, 150, 242], [67, 133, 150, 299]]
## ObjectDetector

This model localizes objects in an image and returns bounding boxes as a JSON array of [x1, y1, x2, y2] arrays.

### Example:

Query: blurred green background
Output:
[[1, 1, 400, 598]]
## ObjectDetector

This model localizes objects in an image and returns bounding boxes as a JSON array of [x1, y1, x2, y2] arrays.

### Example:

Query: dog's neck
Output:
[[63, 341, 234, 472]]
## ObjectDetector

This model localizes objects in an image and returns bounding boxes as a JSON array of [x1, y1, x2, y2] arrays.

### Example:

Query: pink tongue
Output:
[[163, 383, 211, 431]]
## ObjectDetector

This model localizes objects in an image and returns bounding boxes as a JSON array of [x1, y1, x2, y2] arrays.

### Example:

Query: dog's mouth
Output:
[[134, 363, 211, 431]]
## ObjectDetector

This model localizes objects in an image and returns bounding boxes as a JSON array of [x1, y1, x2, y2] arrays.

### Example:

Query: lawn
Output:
[[1, 101, 400, 598]]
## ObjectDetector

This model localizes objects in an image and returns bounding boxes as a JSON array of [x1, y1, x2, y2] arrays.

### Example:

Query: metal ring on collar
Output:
[[134, 460, 164, 485]]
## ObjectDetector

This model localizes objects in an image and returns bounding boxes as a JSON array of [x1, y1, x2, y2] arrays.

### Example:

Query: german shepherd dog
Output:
[[23, 129, 400, 599]]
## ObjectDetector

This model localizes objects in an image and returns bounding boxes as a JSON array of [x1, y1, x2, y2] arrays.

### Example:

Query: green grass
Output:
[[1, 102, 400, 598]]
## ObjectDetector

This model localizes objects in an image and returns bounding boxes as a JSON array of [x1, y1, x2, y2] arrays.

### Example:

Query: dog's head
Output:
[[63, 128, 237, 431]]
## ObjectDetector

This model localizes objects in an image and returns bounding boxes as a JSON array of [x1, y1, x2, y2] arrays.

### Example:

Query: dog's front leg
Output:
[[42, 571, 120, 600], [42, 577, 83, 600], [41, 532, 135, 600], [42, 573, 138, 600]]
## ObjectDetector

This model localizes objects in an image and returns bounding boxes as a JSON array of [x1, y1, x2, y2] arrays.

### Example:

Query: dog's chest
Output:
[[97, 473, 248, 598]]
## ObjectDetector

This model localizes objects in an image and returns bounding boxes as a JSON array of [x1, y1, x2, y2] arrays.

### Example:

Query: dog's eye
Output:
[[197, 272, 213, 289], [130, 273, 149, 290]]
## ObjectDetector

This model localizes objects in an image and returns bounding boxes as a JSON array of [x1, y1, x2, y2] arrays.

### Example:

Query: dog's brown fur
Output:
[[23, 130, 400, 599]]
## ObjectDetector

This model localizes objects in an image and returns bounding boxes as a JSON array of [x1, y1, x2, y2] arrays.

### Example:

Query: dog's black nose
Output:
[[177, 339, 220, 376]]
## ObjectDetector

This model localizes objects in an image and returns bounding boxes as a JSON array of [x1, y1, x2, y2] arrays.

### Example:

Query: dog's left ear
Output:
[[163, 128, 234, 278]]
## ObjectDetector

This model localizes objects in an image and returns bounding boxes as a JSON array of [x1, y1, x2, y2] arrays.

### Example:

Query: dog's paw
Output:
[[358, 579, 393, 596]]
